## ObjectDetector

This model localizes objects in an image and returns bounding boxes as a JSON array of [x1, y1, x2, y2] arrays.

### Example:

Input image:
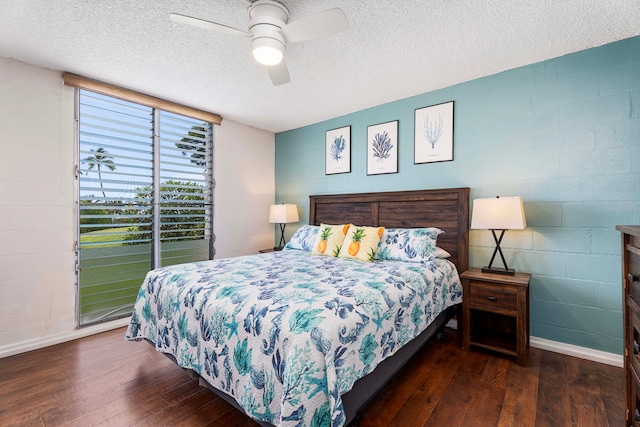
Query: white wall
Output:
[[0, 57, 275, 357], [214, 119, 275, 258], [0, 57, 77, 355]]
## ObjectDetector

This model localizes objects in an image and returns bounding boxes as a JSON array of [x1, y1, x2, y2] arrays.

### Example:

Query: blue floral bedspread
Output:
[[125, 250, 462, 427]]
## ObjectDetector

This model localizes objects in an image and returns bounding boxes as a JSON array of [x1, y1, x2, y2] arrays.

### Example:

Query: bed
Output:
[[125, 187, 469, 426]]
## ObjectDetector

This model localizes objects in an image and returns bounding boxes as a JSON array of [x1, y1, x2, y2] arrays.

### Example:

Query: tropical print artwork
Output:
[[325, 126, 351, 175], [125, 250, 462, 427], [371, 131, 393, 160], [423, 114, 444, 149], [330, 135, 346, 162], [367, 121, 398, 175], [414, 101, 454, 164]]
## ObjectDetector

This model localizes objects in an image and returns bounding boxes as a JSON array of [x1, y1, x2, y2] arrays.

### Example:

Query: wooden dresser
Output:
[[618, 225, 640, 427]]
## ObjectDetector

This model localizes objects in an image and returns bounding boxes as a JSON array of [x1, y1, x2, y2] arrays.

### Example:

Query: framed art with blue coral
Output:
[[367, 119, 398, 175], [325, 125, 351, 175], [414, 100, 454, 164]]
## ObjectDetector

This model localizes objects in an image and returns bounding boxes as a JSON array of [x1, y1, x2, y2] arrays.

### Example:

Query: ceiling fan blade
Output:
[[268, 60, 290, 86], [281, 8, 349, 43], [170, 13, 248, 37]]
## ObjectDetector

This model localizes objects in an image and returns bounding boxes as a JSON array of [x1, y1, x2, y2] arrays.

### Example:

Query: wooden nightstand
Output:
[[460, 268, 531, 366], [258, 247, 282, 253]]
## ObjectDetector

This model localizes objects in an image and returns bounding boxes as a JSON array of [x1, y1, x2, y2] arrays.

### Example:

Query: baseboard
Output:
[[0, 317, 131, 359], [1, 317, 623, 369], [530, 336, 623, 368], [446, 319, 621, 367]]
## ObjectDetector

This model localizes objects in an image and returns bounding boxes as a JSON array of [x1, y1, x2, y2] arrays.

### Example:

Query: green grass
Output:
[[80, 227, 130, 246], [78, 237, 208, 325]]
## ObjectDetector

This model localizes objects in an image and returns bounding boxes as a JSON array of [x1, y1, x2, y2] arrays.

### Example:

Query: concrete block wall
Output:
[[275, 36, 640, 355], [0, 58, 77, 346]]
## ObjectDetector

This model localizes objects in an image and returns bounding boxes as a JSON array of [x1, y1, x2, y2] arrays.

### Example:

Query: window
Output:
[[72, 82, 216, 326]]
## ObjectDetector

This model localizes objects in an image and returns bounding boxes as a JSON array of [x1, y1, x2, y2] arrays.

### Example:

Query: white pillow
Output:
[[434, 246, 451, 258]]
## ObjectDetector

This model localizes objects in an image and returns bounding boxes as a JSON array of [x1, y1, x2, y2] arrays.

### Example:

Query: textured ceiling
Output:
[[1, 0, 639, 133]]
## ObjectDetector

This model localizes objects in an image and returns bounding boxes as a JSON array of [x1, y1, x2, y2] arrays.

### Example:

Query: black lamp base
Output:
[[483, 229, 515, 275], [277, 223, 287, 249], [481, 266, 515, 275]]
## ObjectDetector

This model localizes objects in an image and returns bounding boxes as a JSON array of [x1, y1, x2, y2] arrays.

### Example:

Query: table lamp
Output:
[[471, 196, 526, 275], [269, 203, 299, 250]]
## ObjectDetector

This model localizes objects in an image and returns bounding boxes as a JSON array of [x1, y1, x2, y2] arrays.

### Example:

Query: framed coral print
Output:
[[414, 101, 454, 164], [325, 126, 351, 175], [367, 120, 398, 175]]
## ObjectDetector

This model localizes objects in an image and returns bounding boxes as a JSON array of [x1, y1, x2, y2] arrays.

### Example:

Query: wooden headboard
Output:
[[309, 187, 470, 272]]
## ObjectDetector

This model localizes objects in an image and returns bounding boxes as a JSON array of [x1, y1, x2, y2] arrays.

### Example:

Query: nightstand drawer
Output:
[[468, 281, 517, 312]]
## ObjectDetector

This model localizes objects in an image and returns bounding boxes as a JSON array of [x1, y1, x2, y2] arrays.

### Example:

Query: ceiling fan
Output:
[[170, 0, 349, 86]]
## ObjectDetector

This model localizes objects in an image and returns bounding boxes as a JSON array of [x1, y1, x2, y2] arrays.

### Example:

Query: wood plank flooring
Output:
[[0, 327, 624, 427]]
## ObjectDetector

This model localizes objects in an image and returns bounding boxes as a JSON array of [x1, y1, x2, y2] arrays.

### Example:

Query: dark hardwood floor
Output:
[[0, 327, 624, 427]]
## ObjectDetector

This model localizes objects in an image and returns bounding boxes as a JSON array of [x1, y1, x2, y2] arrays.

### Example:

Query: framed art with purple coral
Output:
[[325, 125, 351, 175], [367, 120, 398, 175], [414, 101, 454, 164]]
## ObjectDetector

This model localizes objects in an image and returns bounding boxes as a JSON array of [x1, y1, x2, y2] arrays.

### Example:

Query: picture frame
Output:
[[367, 120, 398, 175], [325, 126, 351, 175], [414, 101, 454, 164]]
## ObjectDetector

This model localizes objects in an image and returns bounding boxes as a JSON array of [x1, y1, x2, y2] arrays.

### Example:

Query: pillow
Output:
[[283, 225, 319, 252], [376, 227, 444, 263], [434, 246, 451, 259], [311, 223, 350, 257], [338, 225, 385, 262]]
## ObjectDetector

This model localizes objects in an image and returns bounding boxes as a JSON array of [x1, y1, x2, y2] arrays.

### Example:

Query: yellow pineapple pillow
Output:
[[311, 223, 351, 257], [338, 225, 385, 262]]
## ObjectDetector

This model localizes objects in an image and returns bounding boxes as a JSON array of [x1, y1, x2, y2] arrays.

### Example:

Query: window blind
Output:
[[158, 111, 214, 267], [77, 89, 214, 326]]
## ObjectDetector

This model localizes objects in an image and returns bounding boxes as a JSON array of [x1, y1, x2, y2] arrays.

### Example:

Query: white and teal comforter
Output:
[[125, 250, 462, 427]]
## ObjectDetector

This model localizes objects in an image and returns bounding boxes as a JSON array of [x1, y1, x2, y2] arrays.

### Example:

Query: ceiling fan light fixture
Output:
[[252, 38, 284, 65], [171, 0, 349, 85]]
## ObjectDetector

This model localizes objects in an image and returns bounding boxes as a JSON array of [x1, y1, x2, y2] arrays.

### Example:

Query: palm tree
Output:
[[83, 147, 116, 200], [176, 125, 207, 167]]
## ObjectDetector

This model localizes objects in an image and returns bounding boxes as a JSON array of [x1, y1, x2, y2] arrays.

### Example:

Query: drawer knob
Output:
[[487, 296, 497, 302], [634, 340, 640, 355], [629, 273, 638, 283]]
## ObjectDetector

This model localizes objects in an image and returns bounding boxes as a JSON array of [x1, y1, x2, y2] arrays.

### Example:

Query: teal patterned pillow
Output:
[[376, 227, 444, 263], [283, 225, 319, 252]]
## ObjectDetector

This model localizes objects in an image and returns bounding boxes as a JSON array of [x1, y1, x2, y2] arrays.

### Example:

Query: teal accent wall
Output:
[[275, 36, 640, 355]]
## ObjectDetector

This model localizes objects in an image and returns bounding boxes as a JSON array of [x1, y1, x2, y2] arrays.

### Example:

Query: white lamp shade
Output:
[[269, 204, 299, 224], [471, 197, 526, 230]]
